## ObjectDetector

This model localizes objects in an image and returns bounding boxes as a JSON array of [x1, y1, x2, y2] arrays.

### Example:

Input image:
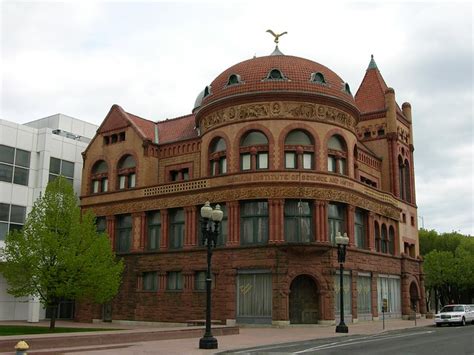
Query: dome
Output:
[[198, 54, 356, 110]]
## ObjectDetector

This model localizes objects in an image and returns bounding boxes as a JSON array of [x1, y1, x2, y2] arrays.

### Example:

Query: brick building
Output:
[[77, 48, 425, 325]]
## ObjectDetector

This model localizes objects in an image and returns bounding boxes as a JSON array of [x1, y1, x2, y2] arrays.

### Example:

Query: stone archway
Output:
[[409, 281, 419, 312], [289, 275, 319, 324]]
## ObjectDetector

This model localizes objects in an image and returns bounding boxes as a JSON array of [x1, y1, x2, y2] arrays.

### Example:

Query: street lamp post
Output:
[[335, 231, 349, 333], [199, 201, 223, 350]]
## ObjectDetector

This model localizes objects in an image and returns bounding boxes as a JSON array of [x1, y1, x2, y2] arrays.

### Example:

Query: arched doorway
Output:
[[410, 281, 419, 312], [289, 275, 319, 324]]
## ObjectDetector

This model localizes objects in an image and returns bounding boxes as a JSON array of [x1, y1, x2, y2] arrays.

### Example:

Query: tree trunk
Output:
[[49, 304, 58, 330]]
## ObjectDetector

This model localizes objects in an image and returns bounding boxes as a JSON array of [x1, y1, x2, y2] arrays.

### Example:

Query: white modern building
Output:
[[0, 114, 97, 321]]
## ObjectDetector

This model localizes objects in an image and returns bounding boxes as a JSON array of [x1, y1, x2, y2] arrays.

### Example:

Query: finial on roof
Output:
[[368, 54, 378, 70], [270, 45, 284, 56]]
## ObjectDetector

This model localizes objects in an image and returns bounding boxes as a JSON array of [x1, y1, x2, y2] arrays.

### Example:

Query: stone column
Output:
[[320, 201, 329, 243], [347, 205, 355, 247], [269, 199, 284, 243], [106, 216, 115, 250], [368, 212, 375, 251], [184, 206, 197, 248], [371, 273, 379, 319], [351, 270, 358, 322], [226, 201, 240, 246], [139, 212, 147, 251], [160, 209, 169, 250]]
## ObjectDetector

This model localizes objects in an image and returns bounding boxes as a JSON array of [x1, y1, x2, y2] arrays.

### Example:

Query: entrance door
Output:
[[289, 275, 319, 324]]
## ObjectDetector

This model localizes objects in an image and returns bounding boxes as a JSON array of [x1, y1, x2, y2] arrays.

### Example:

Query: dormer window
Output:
[[204, 85, 212, 97], [227, 74, 241, 86], [344, 83, 352, 95], [267, 69, 285, 80], [311, 72, 326, 84]]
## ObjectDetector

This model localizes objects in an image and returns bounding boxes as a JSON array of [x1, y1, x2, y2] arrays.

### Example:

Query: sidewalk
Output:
[[0, 317, 435, 354]]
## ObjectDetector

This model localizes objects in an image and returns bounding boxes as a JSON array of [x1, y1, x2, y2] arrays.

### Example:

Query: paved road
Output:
[[221, 325, 474, 355]]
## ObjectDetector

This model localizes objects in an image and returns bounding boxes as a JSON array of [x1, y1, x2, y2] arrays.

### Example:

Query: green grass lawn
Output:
[[0, 325, 119, 336]]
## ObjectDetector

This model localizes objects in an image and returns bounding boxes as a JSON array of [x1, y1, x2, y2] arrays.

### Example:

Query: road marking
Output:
[[294, 331, 434, 353]]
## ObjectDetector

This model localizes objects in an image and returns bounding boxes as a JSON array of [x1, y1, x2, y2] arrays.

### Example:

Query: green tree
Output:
[[420, 228, 474, 311], [1, 177, 123, 329]]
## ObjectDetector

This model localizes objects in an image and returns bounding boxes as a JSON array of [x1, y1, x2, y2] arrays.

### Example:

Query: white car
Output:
[[435, 304, 474, 327]]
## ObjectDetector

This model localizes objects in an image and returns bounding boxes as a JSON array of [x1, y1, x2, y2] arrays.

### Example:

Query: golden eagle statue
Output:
[[266, 29, 288, 44]]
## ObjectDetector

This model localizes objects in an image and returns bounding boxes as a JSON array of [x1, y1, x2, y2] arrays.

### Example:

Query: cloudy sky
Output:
[[1, 1, 472, 235]]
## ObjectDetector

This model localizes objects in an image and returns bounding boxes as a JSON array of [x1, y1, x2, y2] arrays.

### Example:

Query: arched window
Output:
[[344, 83, 352, 95], [327, 135, 347, 175], [374, 221, 380, 252], [91, 160, 108, 194], [267, 69, 285, 80], [404, 160, 411, 203], [209, 137, 227, 176], [227, 74, 241, 86], [240, 131, 269, 171], [389, 226, 395, 255], [398, 156, 405, 200], [381, 224, 388, 253], [117, 155, 136, 189], [284, 130, 314, 170], [311, 72, 326, 84]]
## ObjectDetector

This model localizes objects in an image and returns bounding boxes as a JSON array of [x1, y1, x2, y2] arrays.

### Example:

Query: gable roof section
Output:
[[157, 114, 197, 144]]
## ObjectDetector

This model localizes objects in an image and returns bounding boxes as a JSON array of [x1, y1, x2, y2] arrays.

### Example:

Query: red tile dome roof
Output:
[[198, 54, 356, 110]]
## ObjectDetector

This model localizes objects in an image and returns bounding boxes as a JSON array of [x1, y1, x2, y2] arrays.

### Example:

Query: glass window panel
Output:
[[182, 170, 189, 180], [61, 160, 74, 178], [66, 177, 73, 186], [92, 160, 108, 174], [257, 153, 268, 169], [93, 180, 100, 193], [328, 136, 344, 151], [195, 271, 206, 290], [303, 153, 313, 169], [338, 158, 346, 175], [0, 222, 9, 240], [334, 273, 352, 315], [95, 217, 107, 233], [285, 130, 312, 145], [50, 157, 61, 174], [9, 223, 23, 232], [210, 160, 218, 176], [241, 154, 251, 170], [129, 173, 136, 188], [241, 131, 268, 146], [102, 178, 108, 192], [13, 167, 29, 185], [10, 205, 25, 224], [119, 155, 136, 169], [143, 272, 157, 291], [48, 174, 56, 182], [0, 145, 14, 164], [220, 157, 227, 174], [357, 276, 371, 314], [0, 204, 10, 221], [15, 149, 30, 168], [0, 164, 13, 183], [355, 209, 366, 249], [119, 175, 126, 189], [285, 152, 296, 169], [328, 156, 336, 172], [211, 138, 226, 152]]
